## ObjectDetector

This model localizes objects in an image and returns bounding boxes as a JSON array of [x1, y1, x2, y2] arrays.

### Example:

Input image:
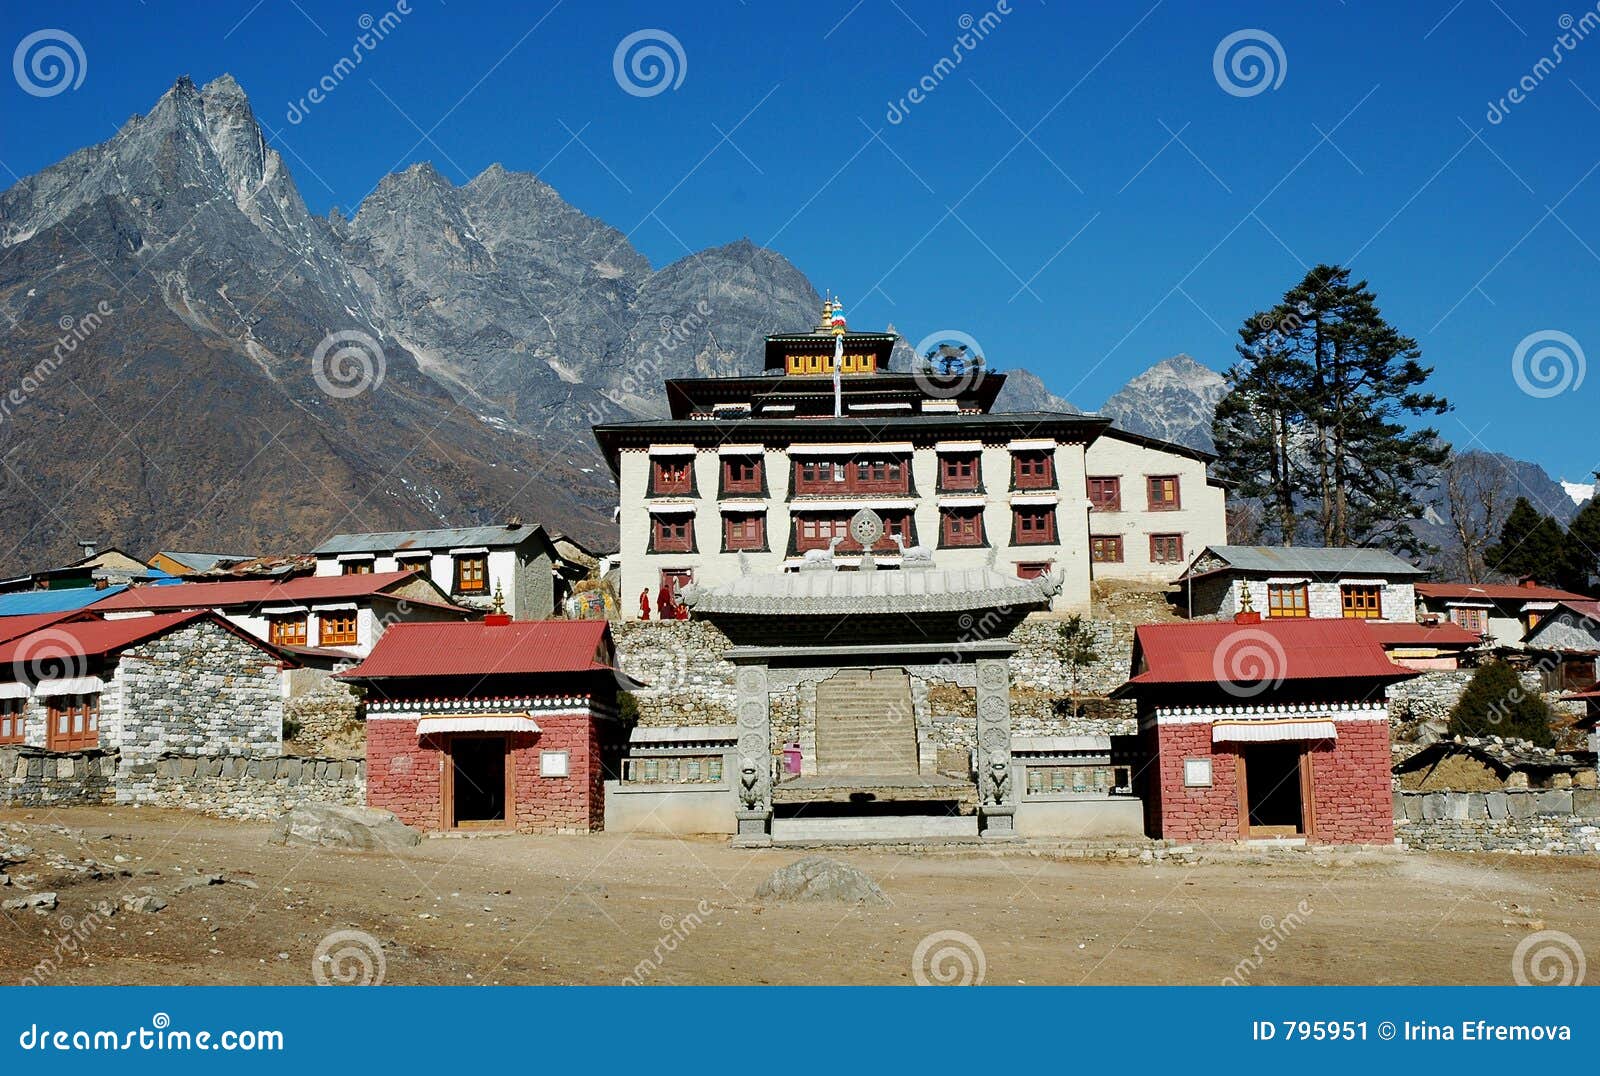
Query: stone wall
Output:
[[1394, 789, 1600, 854], [284, 676, 364, 757], [0, 746, 117, 808], [1387, 669, 1586, 749], [612, 620, 737, 726], [140, 752, 366, 820]]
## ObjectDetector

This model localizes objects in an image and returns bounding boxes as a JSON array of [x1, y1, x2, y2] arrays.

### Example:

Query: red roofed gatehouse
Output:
[[1114, 609, 1418, 844], [339, 612, 643, 833]]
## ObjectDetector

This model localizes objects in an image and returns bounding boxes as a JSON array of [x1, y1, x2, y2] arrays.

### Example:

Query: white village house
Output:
[[1176, 545, 1427, 622]]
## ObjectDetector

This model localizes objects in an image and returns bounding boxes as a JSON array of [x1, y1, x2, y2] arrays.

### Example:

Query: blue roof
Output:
[[0, 585, 126, 616]]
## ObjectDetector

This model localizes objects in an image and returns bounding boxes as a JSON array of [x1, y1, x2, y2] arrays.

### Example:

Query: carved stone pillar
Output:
[[975, 657, 1016, 838], [733, 662, 772, 844]]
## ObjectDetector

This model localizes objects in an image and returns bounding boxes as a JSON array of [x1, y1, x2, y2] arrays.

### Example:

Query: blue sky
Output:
[[3, 0, 1598, 486]]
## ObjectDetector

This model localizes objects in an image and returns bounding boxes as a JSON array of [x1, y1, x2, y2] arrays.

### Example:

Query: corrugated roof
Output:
[[0, 611, 82, 644], [1185, 545, 1426, 577], [338, 619, 617, 679], [91, 571, 434, 612], [1364, 621, 1482, 646], [153, 551, 255, 573], [1120, 619, 1415, 690], [0, 610, 280, 668], [311, 524, 546, 555], [0, 586, 125, 617], [1416, 582, 1594, 603]]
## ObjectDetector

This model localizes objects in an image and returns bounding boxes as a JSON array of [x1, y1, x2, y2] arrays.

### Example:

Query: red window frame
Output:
[[1016, 561, 1053, 580], [1012, 451, 1055, 489], [792, 457, 909, 495], [46, 693, 99, 751], [1087, 476, 1121, 511], [1090, 535, 1124, 563], [0, 699, 24, 745], [794, 512, 910, 553], [721, 456, 762, 494], [939, 453, 980, 491], [940, 508, 984, 547], [1149, 533, 1184, 564], [651, 457, 694, 495], [722, 513, 765, 551], [1146, 474, 1181, 510], [1014, 506, 1058, 545], [651, 515, 694, 553], [1451, 607, 1486, 633]]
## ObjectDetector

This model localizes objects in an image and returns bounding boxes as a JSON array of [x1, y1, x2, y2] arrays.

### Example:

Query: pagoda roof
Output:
[[663, 371, 1006, 417]]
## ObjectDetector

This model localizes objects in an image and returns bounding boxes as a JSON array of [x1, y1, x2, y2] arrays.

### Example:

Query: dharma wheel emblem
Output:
[[849, 508, 884, 549]]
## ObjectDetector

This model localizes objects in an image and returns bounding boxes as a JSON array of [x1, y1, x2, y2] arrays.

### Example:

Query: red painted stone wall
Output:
[[1150, 719, 1392, 845], [366, 711, 606, 833]]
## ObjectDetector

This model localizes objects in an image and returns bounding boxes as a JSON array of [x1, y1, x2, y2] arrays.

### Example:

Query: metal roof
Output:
[[1416, 582, 1594, 603], [90, 571, 456, 613], [0, 586, 125, 617], [153, 551, 256, 572], [338, 619, 627, 680], [0, 610, 282, 669], [1185, 545, 1427, 577], [1119, 619, 1416, 691], [311, 523, 547, 556], [1363, 621, 1482, 646], [680, 566, 1059, 616]]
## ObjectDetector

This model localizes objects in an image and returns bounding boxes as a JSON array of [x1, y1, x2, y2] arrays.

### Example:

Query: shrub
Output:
[[282, 715, 303, 742], [1447, 660, 1554, 746]]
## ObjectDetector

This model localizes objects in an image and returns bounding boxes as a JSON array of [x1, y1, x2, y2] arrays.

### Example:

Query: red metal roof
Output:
[[1416, 582, 1594, 603], [0, 610, 281, 666], [339, 619, 616, 679], [1364, 621, 1481, 647], [91, 571, 428, 612], [1121, 618, 1415, 690], [0, 610, 83, 644]]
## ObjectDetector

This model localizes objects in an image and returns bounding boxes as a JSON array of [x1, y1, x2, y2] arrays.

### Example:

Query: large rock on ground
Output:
[[268, 803, 421, 851], [754, 855, 889, 905]]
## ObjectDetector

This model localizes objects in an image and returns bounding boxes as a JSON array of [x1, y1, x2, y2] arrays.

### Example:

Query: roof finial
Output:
[[491, 581, 506, 615]]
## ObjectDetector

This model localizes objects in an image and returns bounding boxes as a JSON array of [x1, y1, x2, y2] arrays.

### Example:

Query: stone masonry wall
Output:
[[612, 620, 737, 726], [284, 675, 363, 757], [1387, 669, 1585, 750], [0, 746, 117, 808], [1394, 789, 1600, 854], [140, 753, 365, 820]]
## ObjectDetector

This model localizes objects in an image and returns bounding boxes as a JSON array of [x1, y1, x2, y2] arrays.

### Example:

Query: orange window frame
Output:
[[1341, 584, 1383, 619], [454, 554, 488, 593], [268, 616, 308, 647], [319, 611, 359, 647], [1267, 583, 1310, 618]]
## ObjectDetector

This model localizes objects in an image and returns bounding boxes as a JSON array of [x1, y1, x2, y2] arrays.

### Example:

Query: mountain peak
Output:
[[1100, 354, 1228, 452]]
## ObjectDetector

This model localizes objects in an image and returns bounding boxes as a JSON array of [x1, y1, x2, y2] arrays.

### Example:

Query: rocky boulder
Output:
[[268, 803, 421, 852], [754, 855, 889, 905]]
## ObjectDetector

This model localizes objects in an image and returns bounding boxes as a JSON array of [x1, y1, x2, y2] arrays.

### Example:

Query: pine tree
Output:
[[1562, 491, 1600, 593], [1211, 265, 1450, 555], [1448, 660, 1554, 746], [1487, 497, 1570, 584]]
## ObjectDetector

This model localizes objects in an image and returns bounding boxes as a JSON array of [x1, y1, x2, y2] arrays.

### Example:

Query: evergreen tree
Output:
[[1211, 265, 1450, 555], [1562, 491, 1600, 593], [1448, 660, 1554, 746], [1487, 497, 1570, 584]]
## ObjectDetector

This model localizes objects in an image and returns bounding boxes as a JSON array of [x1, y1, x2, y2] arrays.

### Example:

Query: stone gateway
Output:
[[814, 668, 916, 776]]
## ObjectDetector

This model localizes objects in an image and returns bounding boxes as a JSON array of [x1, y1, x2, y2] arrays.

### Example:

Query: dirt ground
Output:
[[2, 806, 1596, 985]]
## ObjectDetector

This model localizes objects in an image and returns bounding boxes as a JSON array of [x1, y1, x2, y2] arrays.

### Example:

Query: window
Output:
[[650, 515, 694, 554], [341, 559, 373, 575], [319, 612, 358, 647], [1090, 535, 1123, 563], [454, 554, 488, 593], [795, 513, 908, 552], [723, 513, 765, 551], [1451, 607, 1487, 633], [46, 693, 98, 751], [1147, 475, 1181, 510], [1014, 506, 1058, 545], [1149, 533, 1184, 564], [1016, 561, 1053, 580], [0, 699, 23, 745], [721, 456, 762, 494], [1267, 583, 1310, 619], [651, 457, 693, 495], [939, 453, 980, 491], [396, 556, 430, 577], [940, 508, 984, 547], [1012, 451, 1054, 489], [1341, 584, 1383, 619], [268, 616, 308, 647], [1087, 476, 1121, 511]]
